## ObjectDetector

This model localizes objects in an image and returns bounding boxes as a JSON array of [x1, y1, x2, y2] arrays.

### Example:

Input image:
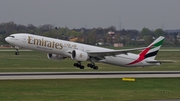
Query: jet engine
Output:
[[47, 53, 66, 60], [71, 50, 89, 61]]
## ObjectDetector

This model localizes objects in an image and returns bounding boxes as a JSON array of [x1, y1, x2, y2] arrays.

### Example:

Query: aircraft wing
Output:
[[87, 47, 146, 60], [146, 60, 176, 63]]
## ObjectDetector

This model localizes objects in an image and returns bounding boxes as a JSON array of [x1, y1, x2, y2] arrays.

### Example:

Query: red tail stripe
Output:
[[127, 46, 152, 65]]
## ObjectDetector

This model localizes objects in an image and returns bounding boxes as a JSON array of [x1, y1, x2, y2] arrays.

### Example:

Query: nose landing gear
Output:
[[15, 46, 19, 55]]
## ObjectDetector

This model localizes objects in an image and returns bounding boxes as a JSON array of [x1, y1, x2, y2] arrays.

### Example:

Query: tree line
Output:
[[0, 21, 179, 47]]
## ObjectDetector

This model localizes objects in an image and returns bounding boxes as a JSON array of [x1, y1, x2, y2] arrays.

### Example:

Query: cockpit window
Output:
[[9, 36, 15, 38]]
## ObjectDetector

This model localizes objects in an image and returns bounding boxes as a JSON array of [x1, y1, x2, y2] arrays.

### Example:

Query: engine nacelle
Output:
[[71, 50, 89, 61], [47, 53, 66, 60]]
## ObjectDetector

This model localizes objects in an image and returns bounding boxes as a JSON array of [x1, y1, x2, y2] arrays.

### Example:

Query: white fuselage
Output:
[[5, 33, 160, 67]]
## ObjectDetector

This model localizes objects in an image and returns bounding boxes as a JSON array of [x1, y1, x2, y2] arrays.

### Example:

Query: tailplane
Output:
[[139, 36, 165, 60]]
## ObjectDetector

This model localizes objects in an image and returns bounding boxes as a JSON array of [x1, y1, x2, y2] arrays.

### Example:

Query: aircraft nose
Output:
[[5, 35, 16, 46], [5, 36, 12, 44], [5, 37, 9, 42]]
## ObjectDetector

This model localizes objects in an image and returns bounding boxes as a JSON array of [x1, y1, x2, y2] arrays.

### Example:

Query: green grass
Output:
[[0, 78, 180, 101], [0, 50, 180, 72]]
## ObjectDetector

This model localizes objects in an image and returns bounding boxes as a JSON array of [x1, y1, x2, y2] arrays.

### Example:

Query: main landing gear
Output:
[[87, 63, 98, 70], [87, 60, 98, 70], [74, 61, 85, 69], [73, 62, 98, 70]]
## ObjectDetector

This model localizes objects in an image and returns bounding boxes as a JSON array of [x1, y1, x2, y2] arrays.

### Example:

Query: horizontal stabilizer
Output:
[[146, 60, 176, 63]]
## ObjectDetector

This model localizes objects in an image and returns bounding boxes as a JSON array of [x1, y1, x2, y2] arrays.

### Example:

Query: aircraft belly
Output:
[[104, 56, 135, 66]]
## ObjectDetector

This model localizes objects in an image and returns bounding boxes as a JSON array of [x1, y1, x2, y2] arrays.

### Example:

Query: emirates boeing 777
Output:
[[5, 33, 173, 70]]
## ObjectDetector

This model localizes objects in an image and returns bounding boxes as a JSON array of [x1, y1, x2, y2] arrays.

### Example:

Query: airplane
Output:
[[5, 33, 174, 70]]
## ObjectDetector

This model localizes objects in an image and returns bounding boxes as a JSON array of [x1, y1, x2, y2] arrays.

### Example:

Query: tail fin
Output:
[[139, 36, 165, 60]]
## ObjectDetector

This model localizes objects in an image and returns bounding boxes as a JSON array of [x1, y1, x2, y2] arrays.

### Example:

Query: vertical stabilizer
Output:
[[139, 36, 165, 60]]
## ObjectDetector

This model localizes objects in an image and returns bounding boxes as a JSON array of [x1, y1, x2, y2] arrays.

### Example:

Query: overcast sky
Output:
[[0, 0, 180, 30]]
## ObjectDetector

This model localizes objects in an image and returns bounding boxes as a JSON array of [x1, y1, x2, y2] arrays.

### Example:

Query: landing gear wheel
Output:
[[74, 63, 78, 67], [93, 66, 98, 70], [80, 66, 85, 69], [87, 63, 93, 68], [15, 52, 19, 55]]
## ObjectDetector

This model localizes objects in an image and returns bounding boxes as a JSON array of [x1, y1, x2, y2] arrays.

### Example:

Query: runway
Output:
[[0, 71, 180, 80]]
